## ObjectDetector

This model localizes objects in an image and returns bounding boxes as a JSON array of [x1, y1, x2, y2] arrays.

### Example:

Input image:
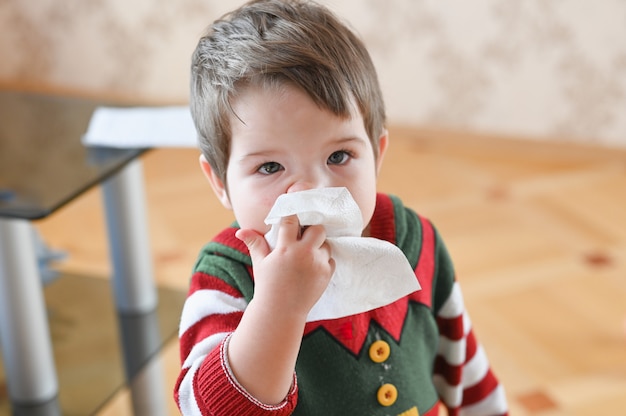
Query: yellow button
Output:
[[398, 406, 419, 416], [369, 340, 391, 363], [377, 383, 398, 407]]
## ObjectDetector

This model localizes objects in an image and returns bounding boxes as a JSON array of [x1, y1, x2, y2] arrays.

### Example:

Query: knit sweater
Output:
[[174, 193, 508, 415]]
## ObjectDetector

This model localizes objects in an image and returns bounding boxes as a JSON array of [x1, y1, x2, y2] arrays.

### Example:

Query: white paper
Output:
[[82, 106, 198, 148], [264, 187, 421, 322]]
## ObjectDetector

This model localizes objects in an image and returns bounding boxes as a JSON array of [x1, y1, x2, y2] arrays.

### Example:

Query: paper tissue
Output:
[[264, 187, 420, 322]]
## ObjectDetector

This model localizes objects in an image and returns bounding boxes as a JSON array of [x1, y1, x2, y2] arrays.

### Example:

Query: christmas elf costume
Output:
[[175, 193, 508, 415]]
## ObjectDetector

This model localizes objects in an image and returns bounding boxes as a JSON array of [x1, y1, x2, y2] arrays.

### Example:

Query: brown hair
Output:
[[190, 0, 386, 183]]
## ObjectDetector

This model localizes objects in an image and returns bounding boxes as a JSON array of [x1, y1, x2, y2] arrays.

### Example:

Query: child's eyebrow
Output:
[[236, 136, 367, 162], [236, 148, 283, 162], [332, 136, 368, 146]]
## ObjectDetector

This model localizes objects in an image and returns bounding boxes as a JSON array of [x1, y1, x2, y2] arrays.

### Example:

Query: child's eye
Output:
[[328, 150, 351, 165], [258, 161, 283, 175]]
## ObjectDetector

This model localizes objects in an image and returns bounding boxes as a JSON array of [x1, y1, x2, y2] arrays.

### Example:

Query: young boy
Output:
[[175, 0, 509, 415]]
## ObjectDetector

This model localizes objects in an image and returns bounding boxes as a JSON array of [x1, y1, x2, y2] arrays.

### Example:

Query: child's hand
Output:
[[235, 214, 335, 319], [229, 215, 334, 404]]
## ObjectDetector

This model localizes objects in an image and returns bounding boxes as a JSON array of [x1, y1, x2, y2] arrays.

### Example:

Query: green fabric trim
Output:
[[390, 194, 456, 316], [194, 239, 255, 303], [389, 194, 421, 270], [431, 226, 456, 316]]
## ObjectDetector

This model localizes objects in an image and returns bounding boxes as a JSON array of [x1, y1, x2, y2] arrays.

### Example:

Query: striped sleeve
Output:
[[174, 271, 298, 415], [433, 282, 508, 416]]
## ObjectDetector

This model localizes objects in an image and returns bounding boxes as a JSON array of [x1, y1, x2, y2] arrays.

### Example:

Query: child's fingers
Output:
[[276, 214, 302, 243], [300, 224, 327, 247], [235, 228, 270, 262]]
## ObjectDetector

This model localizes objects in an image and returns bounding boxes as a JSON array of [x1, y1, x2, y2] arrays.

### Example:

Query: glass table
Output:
[[0, 89, 158, 412]]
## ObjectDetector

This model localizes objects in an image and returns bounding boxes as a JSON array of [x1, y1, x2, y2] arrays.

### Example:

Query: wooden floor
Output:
[[34, 126, 626, 415]]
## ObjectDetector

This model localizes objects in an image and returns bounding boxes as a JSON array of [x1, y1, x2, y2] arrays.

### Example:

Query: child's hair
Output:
[[190, 0, 386, 183]]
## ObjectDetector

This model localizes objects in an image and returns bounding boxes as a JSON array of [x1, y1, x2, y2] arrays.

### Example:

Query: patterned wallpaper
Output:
[[1, 0, 625, 147]]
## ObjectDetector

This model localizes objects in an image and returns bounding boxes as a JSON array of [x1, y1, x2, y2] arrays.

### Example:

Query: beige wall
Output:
[[1, 0, 625, 147]]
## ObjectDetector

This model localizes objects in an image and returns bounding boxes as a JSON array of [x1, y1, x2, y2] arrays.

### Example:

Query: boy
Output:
[[175, 0, 509, 415]]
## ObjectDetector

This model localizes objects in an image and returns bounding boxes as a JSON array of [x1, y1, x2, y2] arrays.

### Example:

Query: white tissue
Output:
[[264, 187, 420, 322]]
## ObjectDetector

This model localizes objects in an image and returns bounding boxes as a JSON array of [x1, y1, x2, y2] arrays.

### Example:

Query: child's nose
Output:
[[286, 181, 316, 193], [287, 168, 331, 193]]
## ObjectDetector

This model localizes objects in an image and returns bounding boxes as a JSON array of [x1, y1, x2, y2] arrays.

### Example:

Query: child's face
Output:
[[202, 83, 387, 236]]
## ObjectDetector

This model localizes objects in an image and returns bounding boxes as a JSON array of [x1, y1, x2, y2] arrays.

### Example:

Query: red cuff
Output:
[[194, 336, 298, 416]]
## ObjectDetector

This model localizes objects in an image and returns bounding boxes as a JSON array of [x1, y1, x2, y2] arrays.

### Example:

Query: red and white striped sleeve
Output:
[[174, 272, 298, 416], [433, 282, 509, 416]]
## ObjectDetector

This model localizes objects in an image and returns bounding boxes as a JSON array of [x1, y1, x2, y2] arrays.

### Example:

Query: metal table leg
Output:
[[118, 310, 167, 416], [102, 159, 162, 413], [101, 159, 157, 314], [0, 218, 58, 404]]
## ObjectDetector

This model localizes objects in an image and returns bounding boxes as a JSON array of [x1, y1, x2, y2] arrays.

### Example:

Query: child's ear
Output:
[[199, 154, 232, 209], [375, 130, 389, 175]]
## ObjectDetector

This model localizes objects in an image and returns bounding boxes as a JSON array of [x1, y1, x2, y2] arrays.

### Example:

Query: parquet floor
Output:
[[34, 126, 626, 415]]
